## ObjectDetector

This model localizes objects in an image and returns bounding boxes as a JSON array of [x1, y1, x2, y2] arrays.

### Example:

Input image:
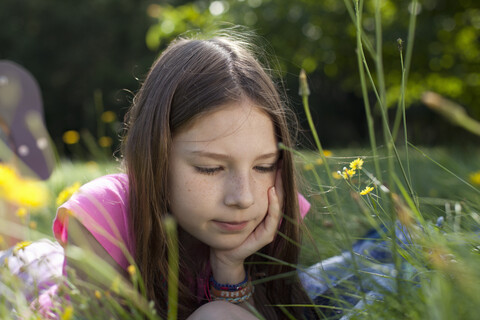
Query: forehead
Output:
[[172, 101, 277, 151]]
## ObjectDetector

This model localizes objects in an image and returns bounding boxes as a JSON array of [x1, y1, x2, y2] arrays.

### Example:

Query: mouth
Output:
[[213, 220, 249, 232]]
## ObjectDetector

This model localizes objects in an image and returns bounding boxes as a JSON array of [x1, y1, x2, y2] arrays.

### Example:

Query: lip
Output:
[[213, 220, 249, 232]]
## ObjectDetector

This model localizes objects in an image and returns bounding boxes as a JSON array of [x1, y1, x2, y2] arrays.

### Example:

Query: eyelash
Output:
[[194, 164, 276, 175]]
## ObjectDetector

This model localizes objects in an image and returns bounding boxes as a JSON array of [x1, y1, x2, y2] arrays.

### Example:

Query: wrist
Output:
[[209, 273, 254, 305], [210, 255, 245, 284]]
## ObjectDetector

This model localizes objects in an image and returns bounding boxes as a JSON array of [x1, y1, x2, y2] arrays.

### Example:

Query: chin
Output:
[[206, 236, 248, 251]]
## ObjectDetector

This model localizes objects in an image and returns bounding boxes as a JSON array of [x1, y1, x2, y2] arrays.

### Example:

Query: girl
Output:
[[52, 34, 313, 319]]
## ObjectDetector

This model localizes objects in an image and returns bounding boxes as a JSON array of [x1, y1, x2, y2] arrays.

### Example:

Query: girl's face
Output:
[[168, 100, 279, 250]]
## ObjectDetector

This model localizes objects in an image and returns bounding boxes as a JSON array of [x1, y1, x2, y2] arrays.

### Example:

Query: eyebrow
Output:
[[190, 150, 279, 161]]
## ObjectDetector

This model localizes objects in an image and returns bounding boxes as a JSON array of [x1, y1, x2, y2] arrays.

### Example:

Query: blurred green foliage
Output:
[[145, 0, 480, 146], [1, 0, 479, 152], [0, 0, 157, 151]]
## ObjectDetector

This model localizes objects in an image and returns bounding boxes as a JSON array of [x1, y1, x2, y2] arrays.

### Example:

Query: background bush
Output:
[[1, 0, 479, 155]]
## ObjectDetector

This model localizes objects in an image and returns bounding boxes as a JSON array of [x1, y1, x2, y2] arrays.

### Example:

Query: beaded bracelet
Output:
[[211, 289, 254, 304], [210, 284, 254, 304], [209, 274, 254, 304], [210, 273, 249, 291]]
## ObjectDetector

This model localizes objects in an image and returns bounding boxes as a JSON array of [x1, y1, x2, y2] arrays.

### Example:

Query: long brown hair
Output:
[[122, 34, 310, 319]]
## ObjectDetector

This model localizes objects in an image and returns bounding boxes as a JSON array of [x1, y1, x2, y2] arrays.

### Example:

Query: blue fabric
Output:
[[299, 222, 418, 319]]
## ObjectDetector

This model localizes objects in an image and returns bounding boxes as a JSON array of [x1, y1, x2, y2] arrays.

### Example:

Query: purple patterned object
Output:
[[0, 61, 55, 180]]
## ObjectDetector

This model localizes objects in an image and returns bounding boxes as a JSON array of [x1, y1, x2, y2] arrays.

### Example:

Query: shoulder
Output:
[[77, 173, 129, 199], [62, 173, 129, 221], [53, 173, 134, 270]]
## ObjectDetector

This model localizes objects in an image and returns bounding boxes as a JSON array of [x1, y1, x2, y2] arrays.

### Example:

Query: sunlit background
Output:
[[1, 0, 479, 152]]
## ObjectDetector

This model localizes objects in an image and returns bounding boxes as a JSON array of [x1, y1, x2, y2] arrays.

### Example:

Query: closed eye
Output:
[[194, 166, 223, 175], [254, 164, 276, 173]]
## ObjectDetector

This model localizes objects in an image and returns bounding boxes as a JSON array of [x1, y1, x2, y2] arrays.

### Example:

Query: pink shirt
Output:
[[53, 173, 311, 271]]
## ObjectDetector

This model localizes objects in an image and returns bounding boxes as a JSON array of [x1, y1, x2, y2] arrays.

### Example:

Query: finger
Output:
[[274, 166, 284, 212], [241, 168, 283, 250], [263, 183, 282, 235]]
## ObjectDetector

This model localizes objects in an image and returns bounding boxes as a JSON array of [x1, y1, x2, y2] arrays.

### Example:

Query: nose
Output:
[[224, 171, 255, 209]]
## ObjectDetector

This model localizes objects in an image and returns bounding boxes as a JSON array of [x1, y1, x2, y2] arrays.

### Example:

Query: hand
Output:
[[210, 168, 284, 284]]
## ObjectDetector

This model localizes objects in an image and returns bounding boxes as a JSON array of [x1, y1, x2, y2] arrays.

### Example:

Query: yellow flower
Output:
[[94, 290, 102, 299], [111, 276, 121, 294], [101, 111, 116, 123], [0, 164, 49, 208], [29, 221, 37, 230], [341, 167, 356, 179], [0, 235, 4, 245], [360, 186, 374, 195], [349, 158, 364, 170], [56, 182, 81, 207], [60, 305, 74, 320], [127, 265, 136, 276], [303, 163, 314, 171], [98, 136, 113, 147], [86, 161, 99, 173], [315, 158, 323, 165], [14, 241, 32, 253], [323, 150, 333, 157], [15, 180, 49, 207], [469, 171, 480, 185], [0, 164, 18, 187], [15, 207, 28, 218], [62, 130, 80, 145], [332, 171, 342, 180]]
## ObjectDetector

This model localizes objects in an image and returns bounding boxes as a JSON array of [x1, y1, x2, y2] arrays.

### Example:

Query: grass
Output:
[[297, 146, 480, 262], [2, 151, 480, 319]]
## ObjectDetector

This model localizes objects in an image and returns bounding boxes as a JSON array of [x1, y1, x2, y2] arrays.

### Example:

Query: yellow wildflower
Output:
[[469, 171, 480, 185], [111, 276, 121, 294], [98, 136, 113, 147], [15, 207, 28, 218], [360, 186, 374, 195], [60, 305, 74, 320], [341, 167, 356, 179], [29, 221, 37, 230], [15, 180, 49, 207], [94, 290, 102, 299], [323, 150, 333, 157], [349, 158, 364, 170], [0, 164, 18, 187], [86, 161, 99, 173], [101, 111, 116, 123], [332, 171, 342, 180], [62, 130, 80, 145], [56, 182, 81, 207], [315, 158, 323, 165], [303, 163, 314, 171], [127, 265, 136, 276], [0, 164, 48, 208], [14, 241, 32, 253], [0, 235, 4, 245]]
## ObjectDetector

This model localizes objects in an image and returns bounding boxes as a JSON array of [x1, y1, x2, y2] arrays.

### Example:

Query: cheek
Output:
[[170, 174, 217, 210], [254, 175, 275, 212]]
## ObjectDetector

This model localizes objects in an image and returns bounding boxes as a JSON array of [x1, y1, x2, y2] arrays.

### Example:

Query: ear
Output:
[[0, 60, 55, 180]]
